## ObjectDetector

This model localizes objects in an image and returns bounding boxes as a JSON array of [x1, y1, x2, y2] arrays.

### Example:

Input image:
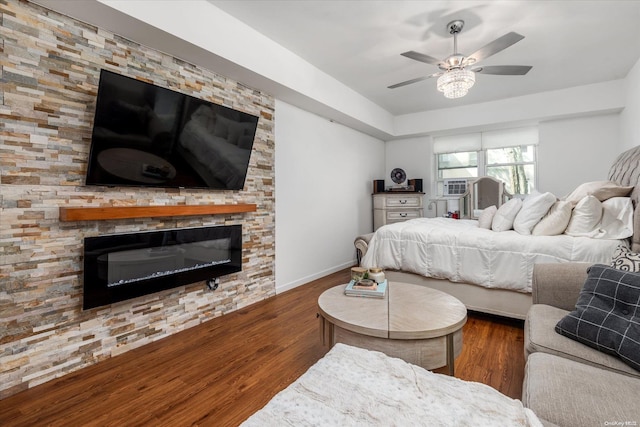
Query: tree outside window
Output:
[[486, 145, 535, 196]]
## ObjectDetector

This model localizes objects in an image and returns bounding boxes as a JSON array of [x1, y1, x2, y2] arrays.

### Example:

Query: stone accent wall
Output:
[[0, 0, 275, 398]]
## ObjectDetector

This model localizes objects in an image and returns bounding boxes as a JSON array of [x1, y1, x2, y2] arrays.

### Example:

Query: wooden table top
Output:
[[317, 282, 467, 340]]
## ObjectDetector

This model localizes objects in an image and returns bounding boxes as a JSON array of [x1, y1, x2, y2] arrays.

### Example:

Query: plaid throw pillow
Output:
[[555, 264, 640, 371], [611, 245, 640, 272]]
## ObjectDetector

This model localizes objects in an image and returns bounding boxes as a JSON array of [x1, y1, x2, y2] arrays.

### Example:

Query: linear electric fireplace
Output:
[[83, 225, 242, 310]]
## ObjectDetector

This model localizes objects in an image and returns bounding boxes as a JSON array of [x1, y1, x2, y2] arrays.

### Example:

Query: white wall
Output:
[[275, 100, 384, 293], [620, 57, 640, 151], [538, 113, 621, 197], [384, 136, 433, 209]]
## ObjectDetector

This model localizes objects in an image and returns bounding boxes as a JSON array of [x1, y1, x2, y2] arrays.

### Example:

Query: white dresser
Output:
[[373, 193, 424, 231]]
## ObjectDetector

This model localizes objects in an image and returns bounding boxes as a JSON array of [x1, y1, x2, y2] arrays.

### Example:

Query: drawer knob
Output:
[[400, 200, 407, 204], [400, 213, 407, 217]]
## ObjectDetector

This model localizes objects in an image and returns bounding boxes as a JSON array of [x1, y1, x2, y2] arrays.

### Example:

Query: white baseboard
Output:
[[276, 260, 355, 294]]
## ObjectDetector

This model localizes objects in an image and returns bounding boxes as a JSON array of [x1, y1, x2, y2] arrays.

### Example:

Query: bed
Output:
[[357, 145, 640, 319]]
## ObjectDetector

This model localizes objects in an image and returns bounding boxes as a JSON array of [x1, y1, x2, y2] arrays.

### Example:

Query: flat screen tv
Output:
[[86, 70, 259, 190]]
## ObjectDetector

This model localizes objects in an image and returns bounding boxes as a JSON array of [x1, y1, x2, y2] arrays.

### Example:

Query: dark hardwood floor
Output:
[[0, 268, 525, 426]]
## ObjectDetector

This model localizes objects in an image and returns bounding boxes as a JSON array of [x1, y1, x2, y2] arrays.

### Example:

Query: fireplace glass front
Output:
[[83, 225, 242, 309]]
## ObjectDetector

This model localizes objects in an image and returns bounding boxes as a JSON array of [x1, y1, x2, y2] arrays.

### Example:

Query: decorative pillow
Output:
[[513, 192, 557, 235], [611, 245, 640, 272], [532, 200, 573, 236], [555, 264, 640, 371], [564, 181, 633, 206], [491, 198, 523, 232], [477, 205, 497, 229], [592, 197, 634, 240], [564, 196, 603, 236]]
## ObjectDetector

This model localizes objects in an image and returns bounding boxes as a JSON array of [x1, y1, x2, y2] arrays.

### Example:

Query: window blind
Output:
[[481, 126, 538, 149], [433, 133, 481, 154], [433, 126, 538, 153]]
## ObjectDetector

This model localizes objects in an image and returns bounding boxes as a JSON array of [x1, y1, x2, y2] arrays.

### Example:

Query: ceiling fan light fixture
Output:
[[437, 68, 475, 99]]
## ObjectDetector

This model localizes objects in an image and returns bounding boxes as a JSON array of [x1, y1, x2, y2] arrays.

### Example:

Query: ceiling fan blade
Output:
[[401, 51, 443, 66], [467, 32, 525, 63], [388, 73, 441, 89], [472, 65, 532, 75]]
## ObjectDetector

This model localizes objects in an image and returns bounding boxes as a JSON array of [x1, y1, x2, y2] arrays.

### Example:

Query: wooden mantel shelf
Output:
[[59, 204, 257, 221]]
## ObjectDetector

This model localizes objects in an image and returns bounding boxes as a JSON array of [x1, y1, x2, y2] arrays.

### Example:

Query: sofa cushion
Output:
[[525, 304, 640, 377], [523, 352, 640, 427], [555, 264, 640, 371]]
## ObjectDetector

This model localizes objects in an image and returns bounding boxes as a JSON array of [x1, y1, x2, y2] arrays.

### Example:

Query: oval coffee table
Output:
[[317, 281, 467, 375]]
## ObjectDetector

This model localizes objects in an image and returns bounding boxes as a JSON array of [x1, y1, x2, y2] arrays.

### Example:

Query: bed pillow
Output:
[[593, 197, 635, 239], [555, 264, 640, 371], [477, 205, 497, 229], [564, 181, 633, 206], [513, 192, 557, 235], [611, 245, 640, 272], [491, 198, 523, 232], [564, 195, 603, 236], [532, 200, 573, 236]]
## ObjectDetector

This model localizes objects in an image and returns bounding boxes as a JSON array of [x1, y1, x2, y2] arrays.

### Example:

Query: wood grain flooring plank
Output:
[[0, 269, 525, 426]]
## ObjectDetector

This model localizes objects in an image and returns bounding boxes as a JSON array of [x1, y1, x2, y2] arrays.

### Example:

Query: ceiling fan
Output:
[[388, 19, 532, 99]]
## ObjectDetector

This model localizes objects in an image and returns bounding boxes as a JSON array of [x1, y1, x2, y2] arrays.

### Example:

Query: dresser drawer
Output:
[[374, 194, 423, 209], [387, 211, 421, 221]]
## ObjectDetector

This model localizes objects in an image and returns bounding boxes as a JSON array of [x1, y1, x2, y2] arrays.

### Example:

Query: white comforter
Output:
[[361, 217, 624, 293], [242, 343, 542, 427]]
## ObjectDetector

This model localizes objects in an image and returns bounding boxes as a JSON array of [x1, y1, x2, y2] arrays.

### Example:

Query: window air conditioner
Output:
[[443, 179, 467, 196]]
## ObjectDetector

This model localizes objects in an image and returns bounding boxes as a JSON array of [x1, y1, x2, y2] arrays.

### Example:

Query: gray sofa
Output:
[[523, 263, 640, 427]]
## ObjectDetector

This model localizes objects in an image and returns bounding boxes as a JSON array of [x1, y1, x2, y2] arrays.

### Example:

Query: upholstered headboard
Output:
[[608, 145, 640, 251]]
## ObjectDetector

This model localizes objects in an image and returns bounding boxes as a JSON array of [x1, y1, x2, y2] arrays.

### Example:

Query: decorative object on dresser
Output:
[[372, 179, 385, 194], [408, 178, 423, 192], [372, 192, 424, 231]]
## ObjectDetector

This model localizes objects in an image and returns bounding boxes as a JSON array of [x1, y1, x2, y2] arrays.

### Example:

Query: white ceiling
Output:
[[210, 0, 640, 116]]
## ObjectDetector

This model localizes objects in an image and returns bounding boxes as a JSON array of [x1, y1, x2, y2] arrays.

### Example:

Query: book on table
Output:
[[344, 279, 387, 298]]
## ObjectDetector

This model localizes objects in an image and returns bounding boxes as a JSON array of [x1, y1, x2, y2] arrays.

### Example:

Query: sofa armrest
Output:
[[532, 263, 591, 311]]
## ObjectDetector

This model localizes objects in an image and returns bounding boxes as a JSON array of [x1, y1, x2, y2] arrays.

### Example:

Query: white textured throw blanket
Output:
[[362, 217, 622, 292], [241, 344, 542, 427]]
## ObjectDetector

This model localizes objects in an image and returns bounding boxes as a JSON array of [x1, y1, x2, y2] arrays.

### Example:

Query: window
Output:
[[437, 152, 478, 179], [433, 127, 538, 197], [485, 145, 536, 196]]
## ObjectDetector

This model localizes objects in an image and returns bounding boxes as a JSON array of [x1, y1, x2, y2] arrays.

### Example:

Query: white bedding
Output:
[[241, 343, 542, 427], [361, 217, 624, 293]]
